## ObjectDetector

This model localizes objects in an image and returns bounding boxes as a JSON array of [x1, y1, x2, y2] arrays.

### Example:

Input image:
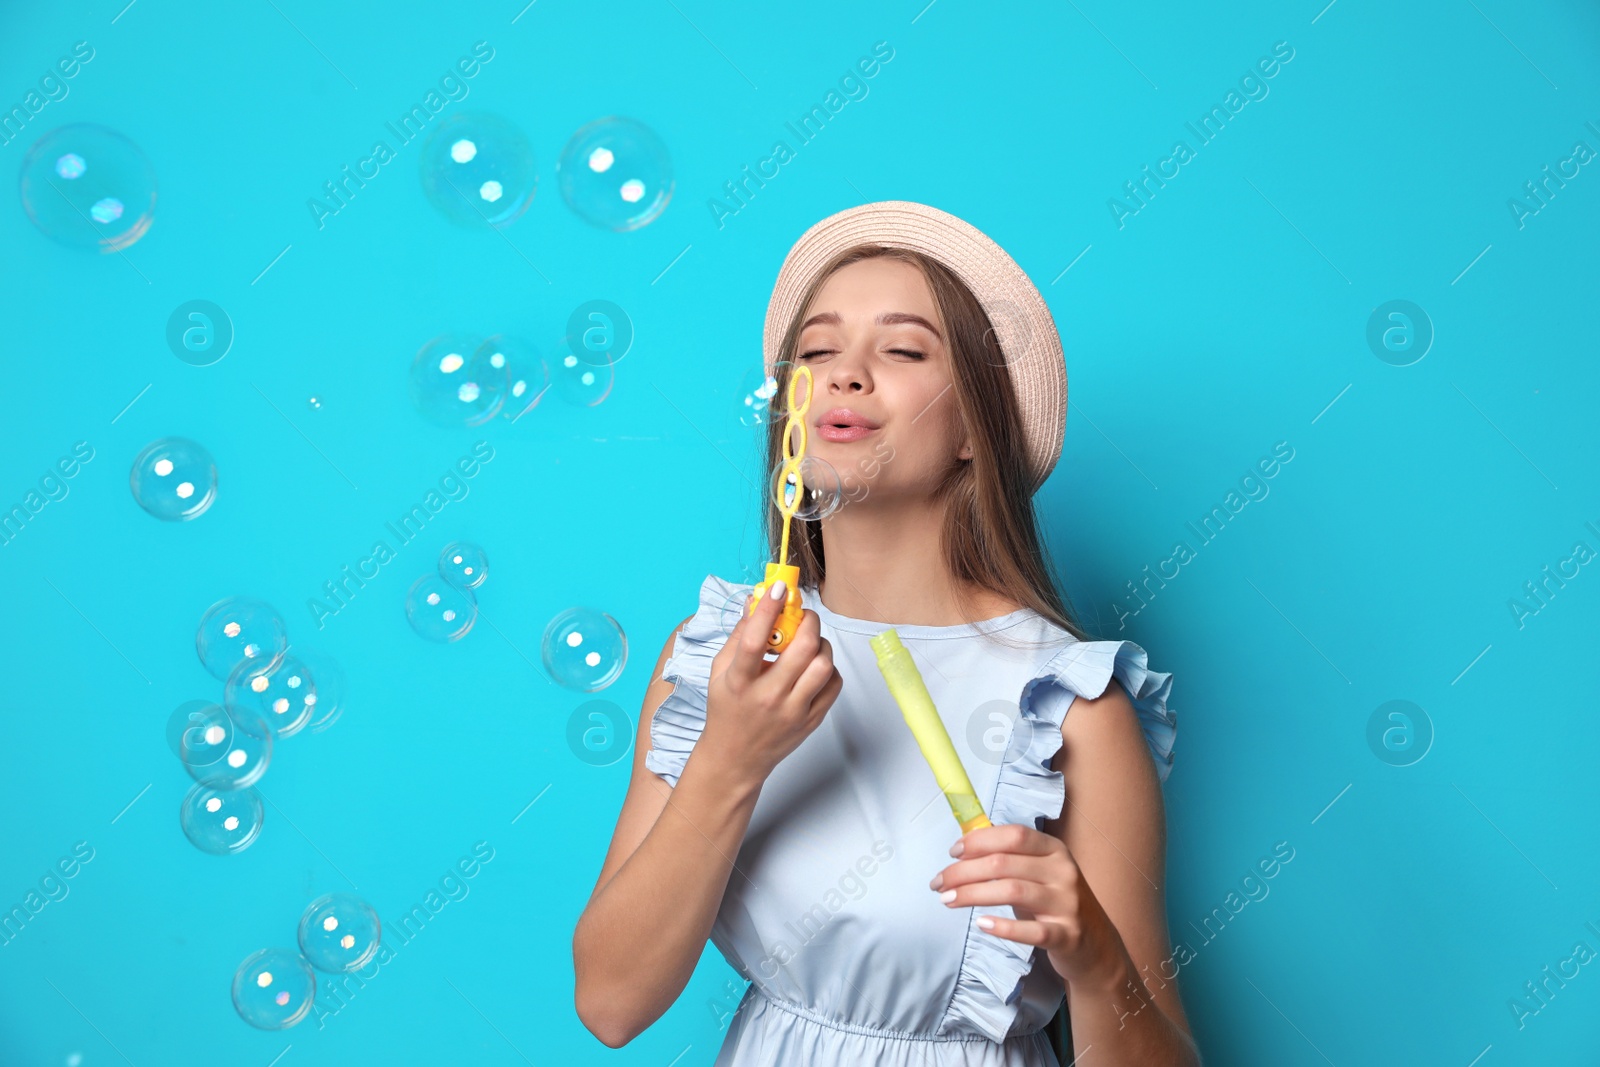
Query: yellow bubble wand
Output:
[[870, 629, 992, 834], [744, 364, 813, 653]]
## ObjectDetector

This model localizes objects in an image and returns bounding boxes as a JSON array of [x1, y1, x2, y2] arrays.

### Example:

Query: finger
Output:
[[971, 914, 1056, 950], [806, 665, 843, 717], [728, 580, 791, 685], [764, 608, 821, 691], [951, 822, 1062, 861], [936, 875, 1050, 915], [937, 851, 1065, 892], [785, 639, 835, 708]]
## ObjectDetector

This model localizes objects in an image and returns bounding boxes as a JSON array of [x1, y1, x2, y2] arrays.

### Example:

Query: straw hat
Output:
[[762, 200, 1067, 494]]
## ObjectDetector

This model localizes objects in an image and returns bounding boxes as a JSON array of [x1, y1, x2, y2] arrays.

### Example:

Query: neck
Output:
[[814, 492, 994, 626]]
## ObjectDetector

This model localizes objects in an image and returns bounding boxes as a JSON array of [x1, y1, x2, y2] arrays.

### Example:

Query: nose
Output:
[[824, 343, 871, 394]]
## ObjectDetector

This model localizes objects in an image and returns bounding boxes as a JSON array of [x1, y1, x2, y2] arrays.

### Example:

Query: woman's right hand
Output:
[[697, 580, 843, 788]]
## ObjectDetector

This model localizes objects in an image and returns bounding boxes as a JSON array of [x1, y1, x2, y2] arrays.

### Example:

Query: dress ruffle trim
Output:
[[945, 639, 1178, 1043], [643, 574, 751, 787]]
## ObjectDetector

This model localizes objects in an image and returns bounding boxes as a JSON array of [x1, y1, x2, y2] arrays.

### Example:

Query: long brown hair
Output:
[[759, 244, 1090, 646]]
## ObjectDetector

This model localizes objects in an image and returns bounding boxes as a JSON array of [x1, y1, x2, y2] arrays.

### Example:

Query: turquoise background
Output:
[[2, 0, 1597, 1064]]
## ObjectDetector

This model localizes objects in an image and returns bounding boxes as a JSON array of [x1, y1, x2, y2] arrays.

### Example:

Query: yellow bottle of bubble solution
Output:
[[745, 364, 814, 654], [871, 629, 993, 834]]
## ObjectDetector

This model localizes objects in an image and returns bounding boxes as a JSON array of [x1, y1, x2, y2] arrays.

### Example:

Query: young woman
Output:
[[574, 201, 1199, 1066]]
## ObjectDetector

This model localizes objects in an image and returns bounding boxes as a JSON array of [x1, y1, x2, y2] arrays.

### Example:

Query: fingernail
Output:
[[770, 579, 787, 600], [928, 873, 943, 890], [939, 889, 957, 904], [949, 840, 964, 857], [976, 916, 995, 931]]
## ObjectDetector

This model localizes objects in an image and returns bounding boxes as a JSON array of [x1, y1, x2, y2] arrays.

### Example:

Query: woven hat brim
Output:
[[762, 200, 1066, 493]]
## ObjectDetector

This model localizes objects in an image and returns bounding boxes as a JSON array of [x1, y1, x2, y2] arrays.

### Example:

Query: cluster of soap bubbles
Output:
[[419, 113, 672, 232], [401, 541, 630, 689], [406, 540, 489, 642], [173, 598, 346, 855], [232, 893, 382, 1030], [408, 299, 634, 427], [19, 114, 671, 253], [129, 436, 218, 521]]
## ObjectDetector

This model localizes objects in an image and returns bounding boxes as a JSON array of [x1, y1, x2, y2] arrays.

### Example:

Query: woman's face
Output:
[[793, 256, 970, 505]]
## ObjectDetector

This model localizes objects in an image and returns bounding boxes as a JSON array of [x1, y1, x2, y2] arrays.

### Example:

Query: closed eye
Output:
[[797, 349, 925, 360]]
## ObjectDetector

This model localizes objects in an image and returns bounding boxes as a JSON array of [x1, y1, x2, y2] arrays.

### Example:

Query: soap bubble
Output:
[[738, 362, 789, 427], [773, 454, 843, 521], [564, 300, 634, 368], [409, 333, 509, 427], [130, 437, 217, 521], [542, 607, 627, 691], [419, 112, 536, 229], [552, 351, 614, 407], [177, 703, 273, 790], [438, 541, 488, 590], [406, 574, 477, 642], [196, 597, 288, 681], [231, 948, 316, 1029], [19, 124, 157, 252], [477, 335, 549, 423], [181, 783, 264, 855], [557, 116, 673, 231], [298, 893, 382, 973], [225, 653, 316, 739], [292, 646, 347, 734]]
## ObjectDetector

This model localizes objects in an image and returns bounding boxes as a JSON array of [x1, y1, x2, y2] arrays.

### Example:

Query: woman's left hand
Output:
[[929, 822, 1131, 990]]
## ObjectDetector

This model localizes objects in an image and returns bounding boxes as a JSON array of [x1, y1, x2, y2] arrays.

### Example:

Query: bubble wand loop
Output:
[[745, 365, 814, 653]]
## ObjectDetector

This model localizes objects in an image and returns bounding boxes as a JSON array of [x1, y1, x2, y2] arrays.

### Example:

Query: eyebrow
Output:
[[799, 310, 944, 342]]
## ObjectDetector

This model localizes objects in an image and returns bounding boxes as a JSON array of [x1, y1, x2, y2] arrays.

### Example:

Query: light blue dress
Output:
[[645, 574, 1178, 1067]]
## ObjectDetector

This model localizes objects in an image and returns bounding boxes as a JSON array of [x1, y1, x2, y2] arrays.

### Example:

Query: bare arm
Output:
[[572, 615, 765, 1048], [573, 583, 841, 1048], [1044, 678, 1200, 1065]]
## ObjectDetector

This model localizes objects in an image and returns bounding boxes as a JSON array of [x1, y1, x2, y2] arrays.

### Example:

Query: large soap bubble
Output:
[[225, 653, 316, 739], [409, 333, 509, 426], [405, 574, 477, 642], [298, 893, 382, 973], [557, 116, 673, 231], [231, 948, 316, 1029], [20, 123, 157, 251], [542, 607, 627, 691], [177, 703, 273, 790], [181, 783, 264, 855], [419, 112, 536, 228], [130, 437, 217, 521], [196, 597, 287, 681], [478, 335, 549, 422]]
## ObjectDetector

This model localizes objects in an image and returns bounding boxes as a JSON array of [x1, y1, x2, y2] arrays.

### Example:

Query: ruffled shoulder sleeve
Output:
[[946, 637, 1178, 1043], [642, 574, 753, 788]]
